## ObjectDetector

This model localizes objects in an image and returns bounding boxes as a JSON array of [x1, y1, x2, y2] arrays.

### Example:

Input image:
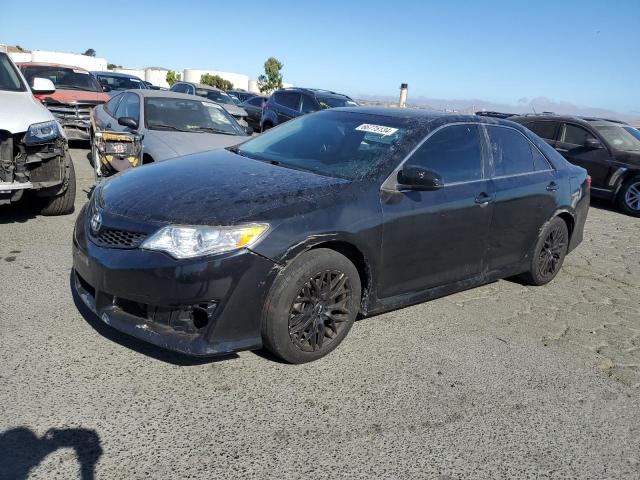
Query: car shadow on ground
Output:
[[69, 272, 238, 366], [0, 426, 102, 480], [0, 202, 39, 224]]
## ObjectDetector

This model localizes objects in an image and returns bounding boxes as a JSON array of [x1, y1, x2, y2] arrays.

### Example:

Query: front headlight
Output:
[[141, 224, 269, 259], [25, 120, 61, 144]]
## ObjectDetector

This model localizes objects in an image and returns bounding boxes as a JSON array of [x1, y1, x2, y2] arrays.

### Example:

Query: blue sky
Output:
[[2, 0, 639, 113]]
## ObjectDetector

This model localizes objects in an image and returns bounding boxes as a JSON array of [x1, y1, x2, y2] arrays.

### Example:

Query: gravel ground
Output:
[[1, 147, 639, 479]]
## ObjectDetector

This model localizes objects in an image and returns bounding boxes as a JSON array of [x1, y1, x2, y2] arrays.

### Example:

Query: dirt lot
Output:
[[1, 147, 639, 479]]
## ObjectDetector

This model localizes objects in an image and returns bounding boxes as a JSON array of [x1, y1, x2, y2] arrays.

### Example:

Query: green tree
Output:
[[257, 57, 283, 93], [107, 63, 122, 70], [166, 70, 181, 86], [83, 48, 96, 57], [200, 73, 233, 91]]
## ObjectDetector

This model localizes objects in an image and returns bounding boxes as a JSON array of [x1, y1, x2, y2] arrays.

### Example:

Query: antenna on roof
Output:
[[531, 104, 537, 114]]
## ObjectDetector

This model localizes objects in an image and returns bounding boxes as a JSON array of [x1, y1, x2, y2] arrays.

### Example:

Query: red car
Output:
[[19, 62, 109, 141]]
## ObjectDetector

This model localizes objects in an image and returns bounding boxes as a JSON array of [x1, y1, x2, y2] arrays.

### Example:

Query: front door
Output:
[[380, 124, 493, 298], [556, 123, 611, 188]]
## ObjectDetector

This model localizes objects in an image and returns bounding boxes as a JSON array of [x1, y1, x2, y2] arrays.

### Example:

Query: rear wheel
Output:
[[40, 157, 76, 216], [520, 217, 568, 286], [617, 176, 640, 217], [262, 249, 361, 364]]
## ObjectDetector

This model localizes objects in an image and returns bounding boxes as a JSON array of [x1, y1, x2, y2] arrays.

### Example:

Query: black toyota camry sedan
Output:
[[72, 108, 590, 363]]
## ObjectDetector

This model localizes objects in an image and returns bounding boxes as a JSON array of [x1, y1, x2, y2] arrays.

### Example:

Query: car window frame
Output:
[[559, 122, 598, 148], [114, 92, 141, 123], [382, 122, 489, 191], [482, 124, 555, 179]]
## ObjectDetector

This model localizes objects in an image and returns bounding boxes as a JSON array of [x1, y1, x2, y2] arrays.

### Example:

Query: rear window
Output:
[[274, 91, 300, 109], [235, 110, 426, 180]]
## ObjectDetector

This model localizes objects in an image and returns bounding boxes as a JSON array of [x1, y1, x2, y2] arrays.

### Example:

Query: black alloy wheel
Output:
[[288, 270, 353, 353], [262, 248, 361, 364], [520, 217, 569, 286]]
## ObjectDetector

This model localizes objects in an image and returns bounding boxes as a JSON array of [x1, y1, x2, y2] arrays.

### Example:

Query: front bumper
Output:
[[71, 206, 277, 356], [61, 121, 90, 141]]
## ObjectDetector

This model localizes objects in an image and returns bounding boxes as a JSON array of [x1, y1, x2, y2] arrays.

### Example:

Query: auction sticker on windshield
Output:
[[356, 124, 399, 136]]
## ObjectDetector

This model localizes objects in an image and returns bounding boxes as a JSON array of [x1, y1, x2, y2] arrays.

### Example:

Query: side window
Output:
[[105, 94, 123, 116], [531, 144, 553, 171], [114, 93, 140, 122], [527, 121, 559, 141], [300, 94, 318, 113], [409, 124, 483, 184], [275, 92, 300, 110], [487, 126, 535, 176], [247, 96, 264, 107], [171, 83, 182, 92], [562, 124, 595, 147]]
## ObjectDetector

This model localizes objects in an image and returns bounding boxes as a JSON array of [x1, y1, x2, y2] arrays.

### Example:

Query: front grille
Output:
[[44, 101, 100, 122], [90, 228, 147, 249]]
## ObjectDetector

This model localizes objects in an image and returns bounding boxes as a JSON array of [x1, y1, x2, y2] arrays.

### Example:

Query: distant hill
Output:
[[356, 94, 640, 126]]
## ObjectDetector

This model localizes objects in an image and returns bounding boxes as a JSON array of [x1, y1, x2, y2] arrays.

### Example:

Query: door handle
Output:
[[474, 192, 493, 207], [546, 181, 559, 192]]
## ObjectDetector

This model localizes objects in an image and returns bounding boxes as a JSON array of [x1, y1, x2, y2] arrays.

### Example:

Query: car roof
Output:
[[278, 87, 352, 99], [329, 107, 531, 130], [126, 89, 226, 104], [17, 62, 89, 72], [178, 82, 224, 92], [91, 71, 143, 79], [510, 114, 626, 128]]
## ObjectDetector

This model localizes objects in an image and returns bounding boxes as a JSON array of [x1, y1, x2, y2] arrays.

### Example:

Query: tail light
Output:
[[586, 175, 592, 189]]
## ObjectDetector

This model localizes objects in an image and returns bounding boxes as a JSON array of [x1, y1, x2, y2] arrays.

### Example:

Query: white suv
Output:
[[0, 49, 75, 215]]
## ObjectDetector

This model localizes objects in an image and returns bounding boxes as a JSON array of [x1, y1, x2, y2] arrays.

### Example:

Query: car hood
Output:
[[35, 89, 109, 104], [145, 130, 248, 159], [0, 90, 54, 134], [218, 103, 247, 117], [99, 148, 351, 225]]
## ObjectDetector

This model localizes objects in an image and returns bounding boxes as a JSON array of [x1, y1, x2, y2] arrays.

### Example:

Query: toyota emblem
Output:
[[90, 212, 103, 234]]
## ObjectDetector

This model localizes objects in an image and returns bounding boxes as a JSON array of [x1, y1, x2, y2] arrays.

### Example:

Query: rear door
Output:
[[380, 123, 493, 297], [273, 91, 301, 123], [556, 123, 611, 188], [484, 125, 558, 273]]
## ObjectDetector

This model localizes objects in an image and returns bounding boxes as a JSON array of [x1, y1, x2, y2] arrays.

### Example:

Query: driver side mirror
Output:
[[584, 138, 603, 149], [31, 77, 55, 94], [397, 166, 444, 191], [118, 117, 138, 130], [244, 126, 254, 135], [101, 84, 112, 92]]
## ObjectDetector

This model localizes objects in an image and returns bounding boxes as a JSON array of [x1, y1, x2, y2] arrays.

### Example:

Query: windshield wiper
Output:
[[147, 124, 190, 132], [192, 127, 235, 136]]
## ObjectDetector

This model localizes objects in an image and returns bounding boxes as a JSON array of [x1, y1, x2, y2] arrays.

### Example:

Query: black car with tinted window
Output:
[[510, 114, 640, 216], [72, 108, 589, 363], [261, 87, 358, 131]]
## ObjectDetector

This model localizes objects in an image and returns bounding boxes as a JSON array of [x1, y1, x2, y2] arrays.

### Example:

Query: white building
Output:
[[183, 69, 249, 90], [7, 49, 107, 71]]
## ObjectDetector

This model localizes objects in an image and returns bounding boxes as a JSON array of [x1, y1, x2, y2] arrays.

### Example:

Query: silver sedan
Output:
[[90, 90, 250, 180]]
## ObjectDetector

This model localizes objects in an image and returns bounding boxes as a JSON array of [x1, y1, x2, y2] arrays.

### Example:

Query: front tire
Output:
[[40, 157, 76, 216], [262, 248, 361, 364], [617, 176, 640, 217], [520, 217, 568, 286]]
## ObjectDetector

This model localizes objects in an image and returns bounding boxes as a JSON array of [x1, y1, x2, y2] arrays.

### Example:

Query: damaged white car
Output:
[[0, 49, 75, 215]]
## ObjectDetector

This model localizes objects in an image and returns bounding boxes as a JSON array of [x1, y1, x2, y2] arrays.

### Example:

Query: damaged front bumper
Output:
[[71, 204, 277, 356], [0, 130, 70, 205]]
